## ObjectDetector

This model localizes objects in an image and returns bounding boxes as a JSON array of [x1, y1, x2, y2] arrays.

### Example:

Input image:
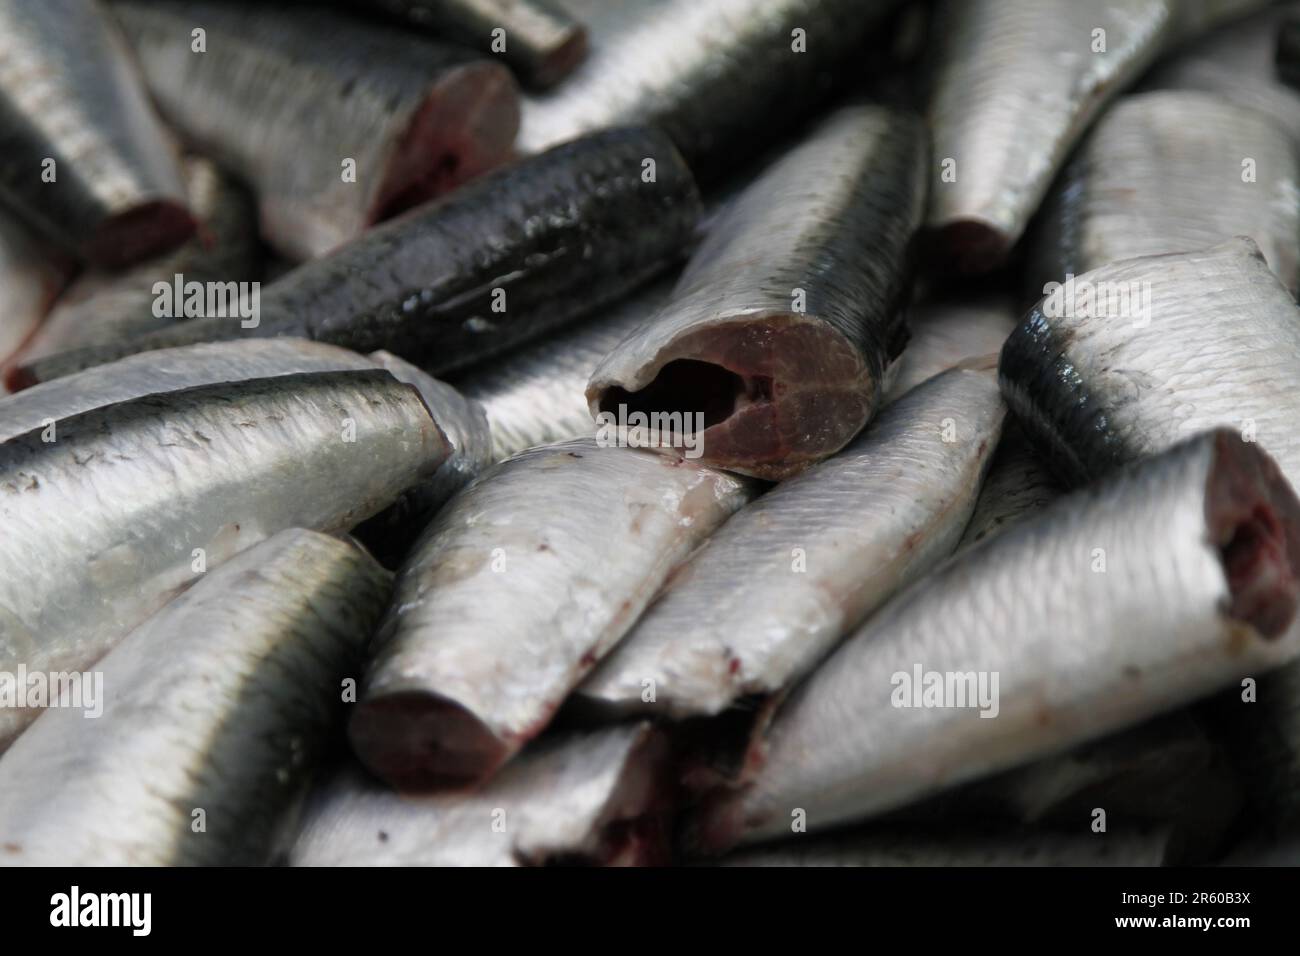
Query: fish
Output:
[[956, 423, 1062, 550], [0, 209, 71, 380], [13, 126, 702, 388], [587, 105, 926, 480], [999, 238, 1300, 488], [0, 338, 381, 444], [353, 0, 588, 89], [353, 351, 494, 565], [0, 0, 192, 266], [0, 529, 391, 866], [2, 339, 479, 570], [290, 724, 671, 866], [908, 711, 1244, 862], [950, 714, 1224, 820], [0, 369, 448, 748], [576, 363, 1006, 722], [1032, 90, 1300, 295], [1144, 3, 1300, 142], [923, 0, 1268, 274], [517, 0, 907, 178], [112, 0, 520, 261], [712, 824, 1173, 867], [5, 340, 496, 575], [455, 277, 675, 461], [368, 351, 493, 508], [14, 157, 259, 363], [977, 712, 1237, 858], [689, 429, 1300, 850], [883, 296, 1017, 403], [349, 438, 755, 790]]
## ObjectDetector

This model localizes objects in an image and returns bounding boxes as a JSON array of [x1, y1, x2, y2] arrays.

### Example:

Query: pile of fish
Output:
[[2, 0, 1300, 868]]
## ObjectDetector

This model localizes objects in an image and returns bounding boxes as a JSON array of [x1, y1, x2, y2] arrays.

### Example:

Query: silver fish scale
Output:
[[667, 105, 922, 366], [370, 350, 493, 501], [459, 279, 673, 461], [884, 297, 1017, 403], [0, 339, 379, 445], [0, 529, 391, 866], [1144, 4, 1300, 142], [1001, 238, 1300, 486], [588, 105, 925, 478], [114, 0, 515, 259], [957, 425, 1062, 551], [360, 0, 586, 88], [20, 158, 258, 358], [0, 370, 445, 749], [698, 432, 1300, 847], [355, 438, 753, 784], [520, 0, 901, 169], [926, 0, 1175, 268], [578, 365, 1006, 720], [291, 724, 663, 866], [1035, 91, 1300, 294], [0, 0, 188, 260]]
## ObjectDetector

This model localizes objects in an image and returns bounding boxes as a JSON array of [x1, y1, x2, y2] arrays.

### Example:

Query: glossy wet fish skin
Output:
[[0, 529, 390, 866], [353, 351, 493, 565], [957, 423, 1062, 550], [519, 0, 904, 178], [883, 297, 1016, 403], [0, 210, 71, 377], [114, 0, 519, 261], [1033, 91, 1300, 295], [457, 278, 674, 461], [0, 369, 447, 748], [17, 126, 701, 386], [369, 351, 492, 502], [0, 338, 379, 445], [357, 0, 588, 89], [16, 158, 259, 363], [0, 0, 192, 267], [692, 431, 1300, 849], [292, 724, 669, 866], [1001, 238, 1300, 488], [926, 0, 1192, 274], [588, 105, 925, 480], [349, 438, 755, 791], [713, 825, 1172, 867], [1, 342, 485, 565], [578, 364, 1006, 721], [1144, 4, 1300, 142]]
